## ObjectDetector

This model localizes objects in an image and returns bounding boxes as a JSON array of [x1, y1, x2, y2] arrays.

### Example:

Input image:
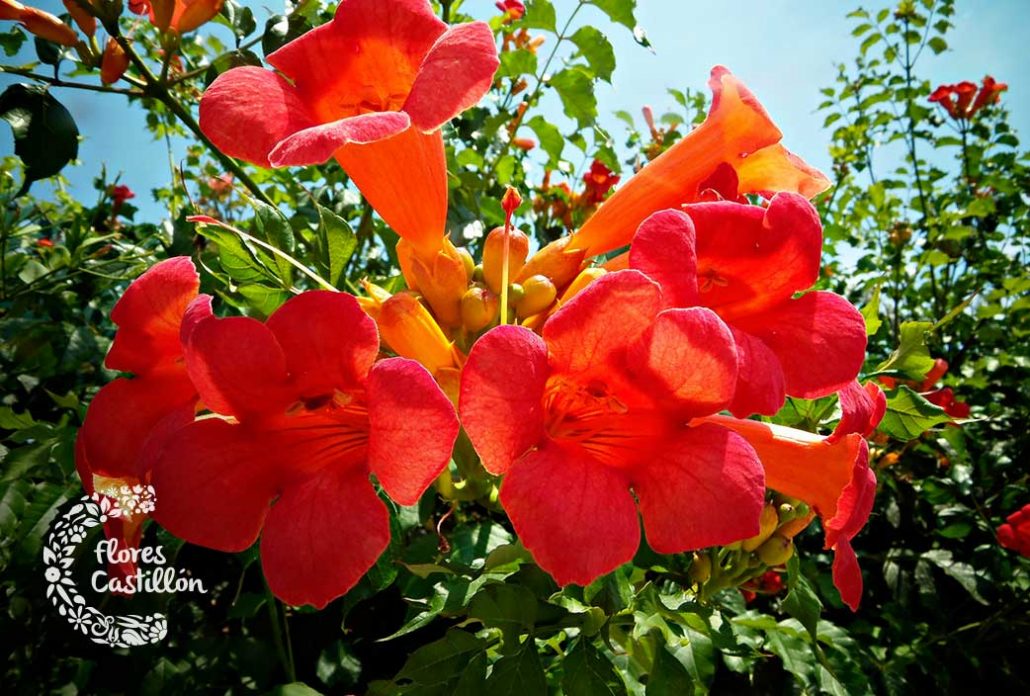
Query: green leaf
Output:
[[525, 115, 564, 166], [646, 643, 695, 696], [589, 0, 637, 31], [468, 583, 538, 646], [252, 201, 296, 284], [0, 84, 78, 194], [267, 684, 324, 696], [878, 385, 952, 440], [395, 630, 486, 688], [569, 26, 616, 82], [921, 549, 988, 605], [523, 0, 557, 31], [485, 642, 547, 696], [874, 321, 935, 380], [928, 36, 948, 54], [499, 48, 538, 79], [316, 206, 356, 287], [562, 640, 626, 696], [861, 284, 882, 336], [550, 67, 597, 127], [782, 554, 822, 644], [237, 284, 289, 316]]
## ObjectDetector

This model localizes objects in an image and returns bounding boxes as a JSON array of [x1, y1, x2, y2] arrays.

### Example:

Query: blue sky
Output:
[[2, 1, 1028, 219]]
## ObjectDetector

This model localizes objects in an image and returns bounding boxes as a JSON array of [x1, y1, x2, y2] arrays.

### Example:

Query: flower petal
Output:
[[542, 270, 661, 378], [367, 357, 459, 505], [500, 442, 639, 586], [149, 419, 279, 552], [198, 66, 315, 167], [334, 127, 448, 252], [265, 291, 380, 396], [686, 193, 823, 321], [267, 0, 444, 112], [460, 325, 549, 475], [737, 291, 867, 399], [628, 209, 699, 308], [404, 21, 500, 131], [829, 380, 886, 442], [634, 423, 764, 553], [183, 311, 290, 418], [832, 539, 862, 611], [268, 112, 412, 167], [727, 327, 787, 417], [260, 466, 389, 608], [106, 256, 201, 374], [628, 307, 737, 417], [77, 374, 197, 481]]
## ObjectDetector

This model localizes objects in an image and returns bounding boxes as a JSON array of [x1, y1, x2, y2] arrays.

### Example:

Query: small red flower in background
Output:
[[627, 197, 867, 418], [929, 76, 1007, 120], [512, 136, 536, 151], [77, 257, 211, 587], [36, 238, 54, 248], [741, 569, 785, 603], [878, 357, 969, 420], [997, 504, 1030, 558], [147, 291, 459, 608], [109, 184, 135, 211], [495, 0, 525, 22], [461, 270, 766, 586], [581, 159, 620, 205]]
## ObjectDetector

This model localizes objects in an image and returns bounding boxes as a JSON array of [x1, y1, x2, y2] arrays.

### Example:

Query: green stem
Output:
[[0, 66, 142, 96], [109, 34, 275, 207], [265, 594, 296, 682]]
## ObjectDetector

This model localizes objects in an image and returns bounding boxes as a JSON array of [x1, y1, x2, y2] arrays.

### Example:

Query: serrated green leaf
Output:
[[862, 283, 882, 336], [920, 549, 988, 605], [485, 642, 546, 696], [646, 642, 695, 696], [562, 640, 626, 696], [875, 321, 935, 379], [569, 26, 616, 82], [252, 201, 295, 284], [525, 115, 564, 166], [468, 583, 537, 647], [589, 0, 637, 30], [316, 206, 356, 287], [782, 554, 822, 644], [550, 67, 597, 127], [879, 385, 952, 440], [395, 630, 486, 689], [523, 0, 556, 31]]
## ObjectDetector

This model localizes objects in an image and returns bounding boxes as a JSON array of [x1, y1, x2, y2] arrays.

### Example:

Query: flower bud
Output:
[[456, 246, 475, 279], [742, 504, 780, 552], [62, 0, 95, 36], [100, 38, 129, 85], [558, 267, 606, 306], [506, 282, 524, 305], [482, 225, 528, 295], [756, 534, 794, 566], [19, 6, 79, 46], [515, 274, 557, 318], [461, 287, 498, 333], [518, 236, 586, 290], [378, 293, 457, 376], [0, 0, 25, 21], [688, 553, 712, 584]]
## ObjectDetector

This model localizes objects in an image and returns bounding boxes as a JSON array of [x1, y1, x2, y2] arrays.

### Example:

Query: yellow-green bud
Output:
[[756, 534, 794, 566], [688, 553, 712, 584], [515, 274, 557, 318], [742, 504, 780, 552], [461, 287, 499, 333]]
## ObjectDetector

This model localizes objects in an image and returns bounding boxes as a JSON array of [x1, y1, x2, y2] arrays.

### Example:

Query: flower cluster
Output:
[[997, 503, 1030, 558], [79, 0, 886, 611], [929, 76, 1007, 121]]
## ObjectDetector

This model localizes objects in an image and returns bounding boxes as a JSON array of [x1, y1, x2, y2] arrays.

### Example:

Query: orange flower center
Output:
[[543, 376, 667, 468]]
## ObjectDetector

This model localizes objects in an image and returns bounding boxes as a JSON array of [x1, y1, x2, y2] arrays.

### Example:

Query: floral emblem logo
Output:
[[42, 485, 168, 648]]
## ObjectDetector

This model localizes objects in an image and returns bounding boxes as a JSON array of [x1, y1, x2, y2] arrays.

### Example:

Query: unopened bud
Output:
[[507, 282, 524, 305], [100, 38, 129, 84], [456, 246, 475, 278], [756, 534, 794, 566], [461, 287, 498, 333], [742, 504, 780, 552], [19, 6, 79, 46], [688, 553, 711, 584], [62, 0, 95, 36], [501, 186, 522, 216], [559, 266, 606, 306], [482, 226, 528, 294], [517, 236, 586, 289], [515, 274, 556, 318]]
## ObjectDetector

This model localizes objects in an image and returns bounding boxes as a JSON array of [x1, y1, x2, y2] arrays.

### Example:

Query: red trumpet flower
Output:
[[147, 291, 459, 608], [460, 271, 766, 586], [76, 257, 210, 586], [627, 199, 867, 417]]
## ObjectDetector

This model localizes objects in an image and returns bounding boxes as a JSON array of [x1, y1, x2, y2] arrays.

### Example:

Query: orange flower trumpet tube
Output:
[[567, 66, 831, 258]]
